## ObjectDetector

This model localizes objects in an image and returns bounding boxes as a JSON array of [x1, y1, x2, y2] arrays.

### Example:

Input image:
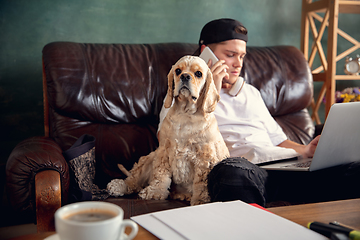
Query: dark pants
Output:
[[208, 157, 360, 207]]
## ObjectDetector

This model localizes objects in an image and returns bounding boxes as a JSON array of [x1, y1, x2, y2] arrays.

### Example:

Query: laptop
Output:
[[258, 101, 360, 171]]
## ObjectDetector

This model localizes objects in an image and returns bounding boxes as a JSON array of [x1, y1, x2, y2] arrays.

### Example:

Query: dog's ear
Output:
[[198, 68, 220, 113], [164, 65, 175, 108]]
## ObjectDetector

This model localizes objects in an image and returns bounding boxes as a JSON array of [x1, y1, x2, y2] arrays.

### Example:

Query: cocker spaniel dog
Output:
[[107, 56, 229, 205]]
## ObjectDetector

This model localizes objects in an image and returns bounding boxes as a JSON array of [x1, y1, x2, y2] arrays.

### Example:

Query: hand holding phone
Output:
[[199, 47, 219, 67], [199, 46, 230, 93]]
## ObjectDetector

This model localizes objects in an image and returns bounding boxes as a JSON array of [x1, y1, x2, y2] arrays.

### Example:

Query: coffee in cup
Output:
[[64, 208, 117, 222], [55, 201, 138, 240]]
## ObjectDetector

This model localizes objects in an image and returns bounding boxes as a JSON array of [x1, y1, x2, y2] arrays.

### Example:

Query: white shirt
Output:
[[158, 78, 298, 163]]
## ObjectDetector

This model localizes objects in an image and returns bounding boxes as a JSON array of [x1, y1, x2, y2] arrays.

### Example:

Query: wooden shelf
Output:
[[301, 0, 360, 124], [335, 75, 360, 80], [303, 0, 360, 13], [313, 73, 360, 81]]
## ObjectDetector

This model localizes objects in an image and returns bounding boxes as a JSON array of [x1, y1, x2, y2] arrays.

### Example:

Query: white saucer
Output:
[[44, 233, 131, 240], [44, 233, 59, 240]]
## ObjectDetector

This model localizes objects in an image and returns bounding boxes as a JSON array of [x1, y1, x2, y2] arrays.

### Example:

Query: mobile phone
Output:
[[199, 47, 219, 67]]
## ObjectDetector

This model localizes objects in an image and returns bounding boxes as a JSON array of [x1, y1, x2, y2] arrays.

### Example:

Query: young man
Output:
[[198, 19, 319, 162], [159, 18, 360, 206]]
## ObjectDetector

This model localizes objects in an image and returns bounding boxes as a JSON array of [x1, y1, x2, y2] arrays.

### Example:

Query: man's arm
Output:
[[278, 135, 320, 158]]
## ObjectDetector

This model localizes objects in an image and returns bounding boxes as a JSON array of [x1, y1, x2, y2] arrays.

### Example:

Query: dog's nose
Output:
[[180, 73, 191, 82]]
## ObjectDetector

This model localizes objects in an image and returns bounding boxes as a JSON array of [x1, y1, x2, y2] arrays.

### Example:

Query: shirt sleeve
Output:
[[258, 100, 287, 145]]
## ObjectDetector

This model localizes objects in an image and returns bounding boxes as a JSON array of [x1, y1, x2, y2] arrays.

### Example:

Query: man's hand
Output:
[[303, 135, 320, 158], [207, 59, 229, 93], [277, 135, 321, 158]]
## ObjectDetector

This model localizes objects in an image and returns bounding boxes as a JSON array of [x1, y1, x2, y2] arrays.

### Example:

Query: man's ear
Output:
[[198, 69, 220, 113], [164, 65, 174, 108], [200, 44, 206, 53]]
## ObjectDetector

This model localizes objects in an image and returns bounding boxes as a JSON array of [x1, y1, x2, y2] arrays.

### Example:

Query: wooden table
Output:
[[10, 198, 360, 240], [269, 198, 360, 229], [9, 225, 157, 240]]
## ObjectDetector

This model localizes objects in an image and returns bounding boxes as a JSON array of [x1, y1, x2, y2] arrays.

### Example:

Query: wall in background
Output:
[[0, 0, 359, 164]]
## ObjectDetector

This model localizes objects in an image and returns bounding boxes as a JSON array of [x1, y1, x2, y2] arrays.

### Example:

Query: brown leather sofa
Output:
[[6, 42, 314, 231]]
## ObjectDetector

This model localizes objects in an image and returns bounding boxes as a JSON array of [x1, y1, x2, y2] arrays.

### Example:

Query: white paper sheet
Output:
[[131, 201, 327, 240], [131, 213, 186, 240]]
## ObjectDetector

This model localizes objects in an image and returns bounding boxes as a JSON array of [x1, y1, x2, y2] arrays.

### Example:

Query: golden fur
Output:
[[107, 56, 229, 205]]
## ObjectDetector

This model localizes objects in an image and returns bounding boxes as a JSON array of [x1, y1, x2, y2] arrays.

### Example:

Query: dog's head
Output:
[[164, 56, 220, 114]]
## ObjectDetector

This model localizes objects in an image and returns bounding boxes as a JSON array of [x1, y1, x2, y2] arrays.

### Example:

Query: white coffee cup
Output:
[[55, 201, 138, 240]]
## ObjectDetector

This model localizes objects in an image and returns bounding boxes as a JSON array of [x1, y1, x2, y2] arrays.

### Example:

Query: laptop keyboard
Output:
[[284, 160, 311, 168]]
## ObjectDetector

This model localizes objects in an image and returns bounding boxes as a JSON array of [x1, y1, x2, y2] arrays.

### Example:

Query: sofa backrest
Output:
[[244, 46, 314, 144], [42, 42, 314, 183]]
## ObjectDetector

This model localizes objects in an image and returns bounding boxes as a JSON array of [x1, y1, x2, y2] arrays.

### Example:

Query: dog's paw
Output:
[[107, 179, 128, 197], [190, 195, 210, 206], [170, 192, 192, 201], [138, 186, 169, 200]]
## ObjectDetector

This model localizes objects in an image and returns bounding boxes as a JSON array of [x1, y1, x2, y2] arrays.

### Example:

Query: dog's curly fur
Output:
[[107, 56, 229, 205]]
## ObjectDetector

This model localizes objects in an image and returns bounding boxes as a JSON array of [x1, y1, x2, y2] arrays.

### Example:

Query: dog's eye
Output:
[[175, 68, 182, 76], [195, 71, 202, 78]]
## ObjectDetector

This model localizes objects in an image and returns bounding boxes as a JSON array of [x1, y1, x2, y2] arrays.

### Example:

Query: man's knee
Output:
[[208, 157, 268, 206]]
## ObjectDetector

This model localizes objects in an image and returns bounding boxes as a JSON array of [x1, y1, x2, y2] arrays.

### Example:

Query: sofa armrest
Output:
[[6, 136, 70, 217], [35, 170, 61, 232]]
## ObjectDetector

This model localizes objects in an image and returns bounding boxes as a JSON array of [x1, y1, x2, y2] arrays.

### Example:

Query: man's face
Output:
[[211, 39, 247, 88]]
